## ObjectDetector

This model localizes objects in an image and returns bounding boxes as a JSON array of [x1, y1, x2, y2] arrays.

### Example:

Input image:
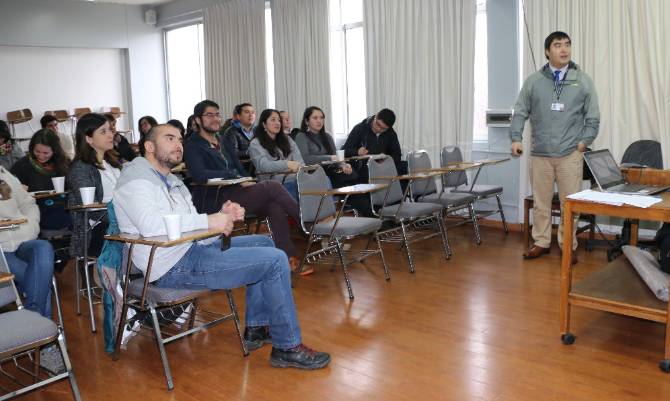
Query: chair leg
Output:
[[150, 307, 174, 390], [58, 334, 82, 401], [225, 290, 249, 356], [335, 240, 354, 299], [112, 303, 130, 360], [82, 259, 97, 332], [437, 215, 452, 259], [469, 203, 482, 245], [52, 277, 65, 329], [375, 233, 390, 281], [75, 257, 81, 315], [399, 222, 416, 273], [496, 194, 509, 233]]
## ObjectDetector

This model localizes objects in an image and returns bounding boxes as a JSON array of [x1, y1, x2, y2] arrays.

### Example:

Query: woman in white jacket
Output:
[[0, 166, 54, 318]]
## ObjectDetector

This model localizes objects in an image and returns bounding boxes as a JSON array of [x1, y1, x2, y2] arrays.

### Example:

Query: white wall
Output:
[[0, 0, 167, 136], [0, 46, 129, 139]]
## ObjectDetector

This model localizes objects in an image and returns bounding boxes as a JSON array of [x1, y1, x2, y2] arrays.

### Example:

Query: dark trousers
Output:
[[218, 181, 300, 258]]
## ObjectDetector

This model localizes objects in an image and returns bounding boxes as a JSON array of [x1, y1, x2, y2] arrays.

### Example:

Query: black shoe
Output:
[[244, 326, 272, 351], [270, 344, 331, 370]]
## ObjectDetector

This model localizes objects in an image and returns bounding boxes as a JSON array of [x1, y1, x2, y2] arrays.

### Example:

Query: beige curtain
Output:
[[363, 0, 476, 164], [522, 0, 670, 166], [203, 0, 267, 116], [271, 0, 332, 131]]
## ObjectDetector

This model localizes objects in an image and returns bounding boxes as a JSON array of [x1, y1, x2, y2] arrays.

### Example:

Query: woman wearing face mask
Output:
[[248, 109, 304, 200]]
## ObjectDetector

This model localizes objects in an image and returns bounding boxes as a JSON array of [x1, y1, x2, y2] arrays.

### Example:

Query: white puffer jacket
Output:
[[0, 167, 40, 252]]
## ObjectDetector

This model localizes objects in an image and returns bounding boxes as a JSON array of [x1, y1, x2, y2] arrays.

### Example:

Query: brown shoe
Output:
[[289, 256, 314, 276], [523, 245, 551, 259]]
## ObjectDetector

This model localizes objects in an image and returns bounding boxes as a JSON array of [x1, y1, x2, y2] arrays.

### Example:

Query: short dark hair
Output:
[[142, 123, 178, 156], [544, 31, 571, 59], [167, 119, 185, 136], [0, 120, 12, 144], [29, 128, 70, 174], [376, 109, 396, 127], [40, 114, 58, 129], [75, 113, 121, 169], [233, 103, 253, 116], [194, 100, 220, 118], [103, 113, 116, 123]]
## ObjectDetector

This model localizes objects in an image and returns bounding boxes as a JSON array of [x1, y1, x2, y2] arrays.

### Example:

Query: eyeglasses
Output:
[[202, 112, 221, 119]]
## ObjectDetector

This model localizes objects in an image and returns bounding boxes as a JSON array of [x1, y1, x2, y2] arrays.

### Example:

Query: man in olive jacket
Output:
[[509, 31, 600, 264]]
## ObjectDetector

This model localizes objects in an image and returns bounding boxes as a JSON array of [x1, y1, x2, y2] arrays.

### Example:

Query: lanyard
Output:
[[553, 70, 567, 100]]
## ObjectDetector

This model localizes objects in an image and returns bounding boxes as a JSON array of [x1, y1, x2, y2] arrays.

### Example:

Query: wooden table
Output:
[[560, 191, 670, 372], [0, 218, 27, 230], [0, 272, 15, 284], [31, 190, 67, 200]]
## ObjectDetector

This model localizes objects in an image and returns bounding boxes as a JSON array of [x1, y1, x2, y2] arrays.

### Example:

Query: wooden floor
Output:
[[15, 225, 670, 400]]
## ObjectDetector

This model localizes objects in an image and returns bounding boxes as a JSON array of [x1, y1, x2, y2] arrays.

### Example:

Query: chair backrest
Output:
[[407, 150, 437, 197], [621, 140, 663, 169], [74, 107, 91, 119], [368, 156, 403, 206], [6, 109, 26, 124], [45, 110, 70, 122], [21, 108, 33, 119], [297, 165, 337, 224], [0, 246, 21, 309], [440, 146, 467, 187]]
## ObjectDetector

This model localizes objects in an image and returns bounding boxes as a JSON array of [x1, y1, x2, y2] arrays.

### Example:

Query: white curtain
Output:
[[522, 0, 670, 167], [203, 0, 267, 116], [271, 0, 332, 131], [363, 0, 476, 164]]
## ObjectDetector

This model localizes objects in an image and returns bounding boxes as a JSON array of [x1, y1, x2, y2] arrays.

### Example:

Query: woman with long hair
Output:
[[67, 113, 121, 258], [248, 109, 304, 200], [11, 129, 71, 230]]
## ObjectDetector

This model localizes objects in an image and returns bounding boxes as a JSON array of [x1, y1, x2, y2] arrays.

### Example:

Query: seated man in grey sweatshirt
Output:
[[112, 124, 330, 370]]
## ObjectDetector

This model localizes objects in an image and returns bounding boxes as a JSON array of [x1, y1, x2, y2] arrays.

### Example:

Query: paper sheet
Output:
[[567, 189, 663, 208]]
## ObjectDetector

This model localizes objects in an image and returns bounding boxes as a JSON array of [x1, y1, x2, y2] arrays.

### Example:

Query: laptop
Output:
[[583, 149, 670, 195]]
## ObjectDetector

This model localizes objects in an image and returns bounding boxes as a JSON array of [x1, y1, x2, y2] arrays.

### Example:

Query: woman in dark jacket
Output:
[[67, 113, 121, 258], [11, 129, 71, 230]]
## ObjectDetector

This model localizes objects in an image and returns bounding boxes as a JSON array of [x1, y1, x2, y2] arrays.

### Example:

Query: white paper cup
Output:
[[79, 187, 96, 205], [51, 176, 65, 193], [163, 214, 181, 241], [336, 150, 345, 161]]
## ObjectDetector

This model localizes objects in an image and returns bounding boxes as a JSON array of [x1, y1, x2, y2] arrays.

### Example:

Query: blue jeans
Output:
[[155, 235, 302, 349], [4, 240, 54, 318], [282, 180, 299, 201]]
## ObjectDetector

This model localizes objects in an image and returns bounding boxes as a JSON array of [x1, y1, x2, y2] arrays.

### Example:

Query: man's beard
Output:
[[202, 123, 219, 134], [157, 150, 182, 169]]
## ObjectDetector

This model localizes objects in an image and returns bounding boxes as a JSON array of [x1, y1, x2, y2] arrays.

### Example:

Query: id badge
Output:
[[551, 103, 565, 112]]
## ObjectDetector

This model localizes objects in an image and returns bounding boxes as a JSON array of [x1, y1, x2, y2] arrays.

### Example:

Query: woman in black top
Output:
[[104, 113, 135, 162], [11, 129, 71, 230]]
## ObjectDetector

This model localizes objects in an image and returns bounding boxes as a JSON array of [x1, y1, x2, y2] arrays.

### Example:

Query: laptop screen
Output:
[[584, 150, 625, 189]]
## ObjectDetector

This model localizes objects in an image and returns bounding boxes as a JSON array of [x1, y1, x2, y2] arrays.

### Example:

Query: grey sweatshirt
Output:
[[113, 157, 213, 282]]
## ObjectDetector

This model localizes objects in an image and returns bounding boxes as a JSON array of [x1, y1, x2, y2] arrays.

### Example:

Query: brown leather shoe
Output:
[[523, 245, 551, 259]]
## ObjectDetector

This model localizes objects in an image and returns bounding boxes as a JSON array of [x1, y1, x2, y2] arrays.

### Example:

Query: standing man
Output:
[[510, 31, 600, 264]]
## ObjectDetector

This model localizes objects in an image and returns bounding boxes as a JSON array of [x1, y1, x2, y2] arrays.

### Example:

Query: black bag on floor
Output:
[[654, 223, 670, 273]]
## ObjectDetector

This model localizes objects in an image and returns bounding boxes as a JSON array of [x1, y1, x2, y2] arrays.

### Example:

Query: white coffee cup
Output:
[[336, 150, 345, 161], [163, 214, 181, 241], [51, 176, 65, 193], [79, 187, 96, 205]]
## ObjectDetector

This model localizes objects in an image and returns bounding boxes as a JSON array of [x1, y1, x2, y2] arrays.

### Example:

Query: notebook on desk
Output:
[[583, 149, 670, 195]]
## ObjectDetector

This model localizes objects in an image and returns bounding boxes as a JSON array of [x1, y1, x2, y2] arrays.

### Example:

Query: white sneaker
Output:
[[120, 309, 139, 349]]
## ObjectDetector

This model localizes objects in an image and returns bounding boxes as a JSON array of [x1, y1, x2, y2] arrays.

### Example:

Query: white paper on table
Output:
[[567, 189, 663, 208], [207, 177, 254, 185]]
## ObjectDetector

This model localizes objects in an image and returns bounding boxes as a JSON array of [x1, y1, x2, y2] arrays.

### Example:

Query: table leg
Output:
[[559, 201, 575, 344], [630, 219, 640, 246], [82, 210, 97, 333]]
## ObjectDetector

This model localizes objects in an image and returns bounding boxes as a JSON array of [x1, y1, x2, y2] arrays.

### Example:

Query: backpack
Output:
[[654, 223, 670, 273]]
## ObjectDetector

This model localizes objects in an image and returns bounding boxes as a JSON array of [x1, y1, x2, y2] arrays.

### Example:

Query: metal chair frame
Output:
[[108, 238, 248, 391], [0, 245, 82, 401], [296, 165, 389, 299], [368, 157, 451, 273]]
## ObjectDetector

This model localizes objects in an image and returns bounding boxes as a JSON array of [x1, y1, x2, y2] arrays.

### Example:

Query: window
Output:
[[472, 0, 488, 142], [165, 24, 206, 126], [265, 2, 275, 109], [329, 0, 366, 137]]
